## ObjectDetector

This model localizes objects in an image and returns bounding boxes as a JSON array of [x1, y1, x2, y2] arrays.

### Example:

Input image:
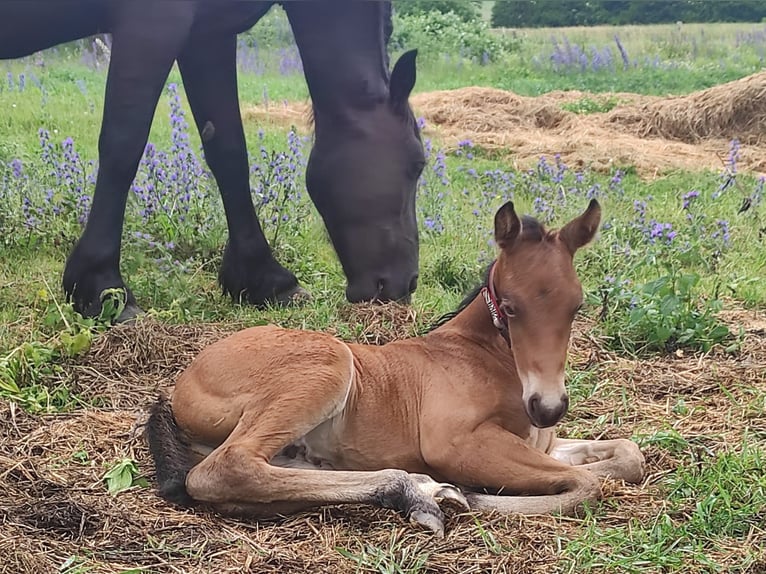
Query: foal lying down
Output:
[[146, 200, 645, 536]]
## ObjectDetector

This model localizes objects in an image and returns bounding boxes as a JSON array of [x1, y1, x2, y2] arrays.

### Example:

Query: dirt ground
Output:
[[243, 71, 766, 177], [1, 306, 765, 573]]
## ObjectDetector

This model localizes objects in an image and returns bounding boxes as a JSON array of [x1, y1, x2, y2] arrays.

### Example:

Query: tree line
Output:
[[490, 1, 766, 28]]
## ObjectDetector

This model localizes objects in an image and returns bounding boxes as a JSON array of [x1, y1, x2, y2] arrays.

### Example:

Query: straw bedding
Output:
[[1, 304, 765, 572], [242, 71, 766, 176]]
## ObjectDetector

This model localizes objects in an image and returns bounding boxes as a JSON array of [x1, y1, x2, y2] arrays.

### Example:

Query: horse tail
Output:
[[145, 394, 195, 507]]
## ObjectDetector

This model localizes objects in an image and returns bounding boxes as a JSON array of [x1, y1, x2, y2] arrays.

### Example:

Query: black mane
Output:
[[424, 261, 494, 333]]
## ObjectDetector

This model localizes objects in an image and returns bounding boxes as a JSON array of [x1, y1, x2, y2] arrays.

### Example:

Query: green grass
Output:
[[564, 441, 766, 572], [1, 22, 765, 573]]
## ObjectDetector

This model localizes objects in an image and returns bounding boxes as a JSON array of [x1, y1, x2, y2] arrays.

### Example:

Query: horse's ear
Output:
[[390, 49, 417, 109], [558, 199, 601, 255], [494, 201, 521, 249]]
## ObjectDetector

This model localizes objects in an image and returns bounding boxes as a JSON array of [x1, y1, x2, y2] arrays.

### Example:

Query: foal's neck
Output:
[[430, 294, 510, 355]]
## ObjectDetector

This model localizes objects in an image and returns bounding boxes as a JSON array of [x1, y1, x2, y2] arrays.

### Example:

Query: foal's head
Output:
[[491, 200, 601, 428]]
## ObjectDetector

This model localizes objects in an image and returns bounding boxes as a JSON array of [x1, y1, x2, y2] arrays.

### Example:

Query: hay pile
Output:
[[242, 71, 766, 176], [609, 71, 766, 145], [1, 310, 765, 572], [413, 88, 571, 132]]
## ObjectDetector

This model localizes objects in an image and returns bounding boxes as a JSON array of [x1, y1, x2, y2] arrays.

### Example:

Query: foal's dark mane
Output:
[[425, 215, 550, 333]]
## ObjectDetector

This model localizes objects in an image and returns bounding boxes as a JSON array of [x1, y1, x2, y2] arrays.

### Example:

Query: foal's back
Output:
[[170, 325, 432, 471], [171, 326, 356, 452]]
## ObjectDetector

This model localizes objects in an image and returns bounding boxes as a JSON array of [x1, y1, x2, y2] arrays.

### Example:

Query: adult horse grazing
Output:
[[146, 200, 646, 535], [0, 1, 423, 321]]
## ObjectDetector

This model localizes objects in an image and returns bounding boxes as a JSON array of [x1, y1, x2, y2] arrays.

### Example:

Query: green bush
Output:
[[238, 5, 295, 50], [598, 272, 732, 354], [492, 0, 766, 28], [394, 0, 481, 23], [391, 10, 516, 63]]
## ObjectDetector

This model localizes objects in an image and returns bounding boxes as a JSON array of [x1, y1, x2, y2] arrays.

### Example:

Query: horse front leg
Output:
[[421, 422, 603, 516], [550, 438, 646, 484], [63, 2, 197, 321], [177, 34, 306, 307]]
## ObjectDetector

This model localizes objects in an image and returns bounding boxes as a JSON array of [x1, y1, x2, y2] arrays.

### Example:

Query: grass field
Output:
[[1, 14, 765, 574]]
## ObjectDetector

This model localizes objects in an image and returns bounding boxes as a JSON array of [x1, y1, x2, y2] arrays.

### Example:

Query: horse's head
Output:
[[306, 50, 423, 303], [491, 200, 601, 428]]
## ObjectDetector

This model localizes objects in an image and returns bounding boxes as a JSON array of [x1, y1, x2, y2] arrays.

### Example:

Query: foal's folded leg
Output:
[[549, 438, 646, 484], [185, 438, 466, 537], [420, 422, 603, 516]]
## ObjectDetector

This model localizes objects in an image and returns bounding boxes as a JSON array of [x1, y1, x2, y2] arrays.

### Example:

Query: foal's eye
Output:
[[501, 303, 516, 318]]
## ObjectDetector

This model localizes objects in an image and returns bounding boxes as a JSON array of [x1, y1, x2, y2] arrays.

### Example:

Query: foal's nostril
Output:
[[528, 394, 541, 418]]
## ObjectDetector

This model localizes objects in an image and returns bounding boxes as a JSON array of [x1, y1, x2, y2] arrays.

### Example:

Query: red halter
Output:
[[481, 262, 511, 346]]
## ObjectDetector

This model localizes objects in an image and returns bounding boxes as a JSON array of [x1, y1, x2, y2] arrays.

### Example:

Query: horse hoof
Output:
[[274, 285, 311, 306], [115, 302, 144, 324], [409, 509, 445, 538]]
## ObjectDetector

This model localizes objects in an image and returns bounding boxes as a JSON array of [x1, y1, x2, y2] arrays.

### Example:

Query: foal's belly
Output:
[[272, 411, 429, 473]]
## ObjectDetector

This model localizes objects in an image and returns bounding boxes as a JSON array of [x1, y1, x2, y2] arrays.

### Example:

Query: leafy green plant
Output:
[[598, 271, 731, 354], [394, 0, 481, 23], [0, 341, 73, 412], [561, 96, 619, 114], [0, 284, 118, 412], [59, 555, 95, 574], [103, 459, 148, 495]]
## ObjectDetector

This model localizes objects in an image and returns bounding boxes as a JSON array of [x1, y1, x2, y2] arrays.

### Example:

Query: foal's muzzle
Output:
[[526, 393, 569, 428]]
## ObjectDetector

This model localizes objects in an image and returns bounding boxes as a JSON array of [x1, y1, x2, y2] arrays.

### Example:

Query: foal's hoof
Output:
[[433, 484, 470, 512], [406, 474, 468, 536], [409, 509, 445, 538], [411, 474, 469, 512]]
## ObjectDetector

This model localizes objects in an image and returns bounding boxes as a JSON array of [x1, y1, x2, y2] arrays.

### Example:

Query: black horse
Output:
[[0, 1, 424, 321]]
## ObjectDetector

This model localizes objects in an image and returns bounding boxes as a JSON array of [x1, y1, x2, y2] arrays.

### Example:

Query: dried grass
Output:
[[242, 71, 766, 177], [609, 71, 766, 145], [1, 309, 765, 572]]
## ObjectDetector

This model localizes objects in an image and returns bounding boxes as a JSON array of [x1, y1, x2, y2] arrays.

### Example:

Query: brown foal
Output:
[[146, 200, 645, 536]]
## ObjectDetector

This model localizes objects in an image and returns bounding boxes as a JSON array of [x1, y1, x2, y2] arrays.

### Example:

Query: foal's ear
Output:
[[558, 199, 602, 255], [390, 49, 417, 109], [494, 201, 521, 249]]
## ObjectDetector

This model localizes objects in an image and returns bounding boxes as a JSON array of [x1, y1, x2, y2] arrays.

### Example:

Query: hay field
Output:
[[244, 71, 766, 176]]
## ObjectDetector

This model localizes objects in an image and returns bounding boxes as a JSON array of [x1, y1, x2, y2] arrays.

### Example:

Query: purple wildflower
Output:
[[614, 35, 630, 69], [647, 221, 676, 245], [682, 190, 700, 210], [10, 159, 23, 179]]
